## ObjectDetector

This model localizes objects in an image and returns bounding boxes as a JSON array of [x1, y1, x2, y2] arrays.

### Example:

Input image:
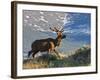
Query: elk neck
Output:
[[54, 35, 62, 46]]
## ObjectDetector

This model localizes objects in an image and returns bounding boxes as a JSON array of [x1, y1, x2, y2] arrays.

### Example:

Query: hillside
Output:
[[23, 46, 91, 69], [65, 46, 91, 66]]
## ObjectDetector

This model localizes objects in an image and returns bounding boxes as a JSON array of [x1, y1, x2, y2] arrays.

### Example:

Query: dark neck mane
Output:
[[54, 36, 62, 46]]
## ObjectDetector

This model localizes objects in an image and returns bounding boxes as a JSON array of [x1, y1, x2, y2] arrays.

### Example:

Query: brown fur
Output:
[[28, 27, 64, 58]]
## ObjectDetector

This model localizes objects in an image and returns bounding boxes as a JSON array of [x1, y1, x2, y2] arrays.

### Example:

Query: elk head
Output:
[[50, 27, 65, 46]]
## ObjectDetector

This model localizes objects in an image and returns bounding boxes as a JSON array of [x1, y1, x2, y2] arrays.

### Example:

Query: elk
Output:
[[28, 27, 66, 58]]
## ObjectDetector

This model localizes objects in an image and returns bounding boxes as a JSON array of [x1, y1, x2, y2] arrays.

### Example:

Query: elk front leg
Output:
[[48, 49, 51, 54], [54, 49, 60, 58], [32, 51, 38, 58]]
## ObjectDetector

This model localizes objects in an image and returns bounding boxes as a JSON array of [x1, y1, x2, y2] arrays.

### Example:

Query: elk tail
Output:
[[28, 50, 32, 57]]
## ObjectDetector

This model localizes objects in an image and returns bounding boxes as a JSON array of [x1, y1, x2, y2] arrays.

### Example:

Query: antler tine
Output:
[[54, 27, 59, 32], [50, 27, 55, 31], [61, 27, 64, 32]]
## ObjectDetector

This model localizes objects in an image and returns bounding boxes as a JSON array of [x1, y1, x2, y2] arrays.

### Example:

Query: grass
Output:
[[23, 46, 91, 69]]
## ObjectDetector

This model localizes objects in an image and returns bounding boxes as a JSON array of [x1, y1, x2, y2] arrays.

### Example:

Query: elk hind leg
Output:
[[28, 50, 33, 57]]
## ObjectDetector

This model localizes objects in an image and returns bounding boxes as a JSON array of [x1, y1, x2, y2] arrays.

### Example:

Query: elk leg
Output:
[[48, 49, 51, 54], [54, 49, 60, 58], [32, 51, 38, 58]]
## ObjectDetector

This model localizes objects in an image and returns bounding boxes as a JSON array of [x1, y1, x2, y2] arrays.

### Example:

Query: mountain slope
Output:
[[23, 46, 91, 69]]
